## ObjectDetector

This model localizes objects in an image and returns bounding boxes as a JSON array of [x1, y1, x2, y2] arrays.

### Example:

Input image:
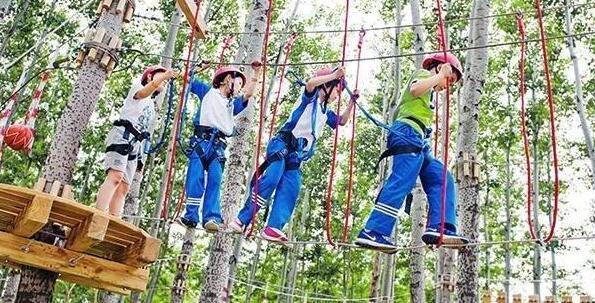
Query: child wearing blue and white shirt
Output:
[[180, 63, 261, 232], [231, 66, 359, 244]]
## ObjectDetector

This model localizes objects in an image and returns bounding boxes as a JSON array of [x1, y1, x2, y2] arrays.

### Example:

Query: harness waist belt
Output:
[[402, 116, 427, 135], [276, 131, 308, 152], [113, 119, 148, 142], [194, 125, 226, 141]]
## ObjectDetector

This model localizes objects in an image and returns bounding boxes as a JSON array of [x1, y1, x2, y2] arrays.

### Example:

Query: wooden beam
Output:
[[119, 235, 161, 267], [67, 212, 109, 252], [175, 0, 207, 39], [0, 231, 148, 292], [12, 196, 53, 238], [60, 273, 130, 295]]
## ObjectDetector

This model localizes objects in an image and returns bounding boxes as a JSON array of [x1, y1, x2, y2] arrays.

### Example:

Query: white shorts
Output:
[[103, 127, 141, 184]]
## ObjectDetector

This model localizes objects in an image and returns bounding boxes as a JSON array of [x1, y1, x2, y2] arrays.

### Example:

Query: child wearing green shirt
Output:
[[355, 52, 470, 253]]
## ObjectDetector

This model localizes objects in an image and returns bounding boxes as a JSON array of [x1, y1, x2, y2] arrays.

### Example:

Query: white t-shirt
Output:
[[118, 79, 156, 133]]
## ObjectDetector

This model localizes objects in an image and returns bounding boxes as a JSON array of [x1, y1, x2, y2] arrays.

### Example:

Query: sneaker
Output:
[[203, 219, 220, 234], [421, 227, 470, 246], [355, 229, 398, 254], [229, 218, 245, 234], [260, 226, 288, 244], [179, 217, 197, 229]]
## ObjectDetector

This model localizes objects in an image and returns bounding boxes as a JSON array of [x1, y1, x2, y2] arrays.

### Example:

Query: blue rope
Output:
[[176, 71, 194, 152], [144, 79, 176, 154]]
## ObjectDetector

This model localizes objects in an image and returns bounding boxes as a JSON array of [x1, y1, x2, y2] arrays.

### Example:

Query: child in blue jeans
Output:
[[230, 66, 358, 244], [180, 63, 261, 232], [355, 52, 470, 253]]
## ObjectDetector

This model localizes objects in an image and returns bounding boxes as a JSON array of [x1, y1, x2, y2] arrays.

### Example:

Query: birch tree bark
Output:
[[15, 0, 132, 301], [563, 0, 595, 186], [199, 1, 269, 301], [409, 0, 427, 301], [455, 0, 490, 301]]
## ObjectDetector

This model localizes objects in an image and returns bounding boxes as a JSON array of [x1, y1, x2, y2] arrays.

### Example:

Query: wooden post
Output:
[[175, 0, 208, 39], [562, 296, 573, 303], [528, 295, 539, 303], [513, 294, 522, 303], [497, 292, 506, 303], [579, 296, 591, 303]]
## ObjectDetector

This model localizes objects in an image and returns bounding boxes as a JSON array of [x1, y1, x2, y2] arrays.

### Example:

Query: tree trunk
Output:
[[504, 92, 512, 303], [15, 1, 129, 301], [455, 0, 490, 301], [409, 0, 426, 301], [531, 133, 541, 298], [199, 1, 269, 301], [244, 237, 263, 303], [436, 248, 456, 303], [369, 253, 382, 302], [1, 269, 20, 303], [171, 228, 197, 303], [546, 150, 557, 299], [563, 0, 595, 186]]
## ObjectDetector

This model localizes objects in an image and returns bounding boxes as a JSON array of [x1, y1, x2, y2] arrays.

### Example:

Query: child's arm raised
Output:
[[409, 64, 451, 97], [337, 89, 359, 126], [242, 61, 263, 100], [135, 70, 177, 100], [305, 66, 346, 93]]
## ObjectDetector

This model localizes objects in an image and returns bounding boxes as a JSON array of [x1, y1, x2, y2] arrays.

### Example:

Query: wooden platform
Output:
[[0, 183, 162, 294], [176, 0, 208, 39]]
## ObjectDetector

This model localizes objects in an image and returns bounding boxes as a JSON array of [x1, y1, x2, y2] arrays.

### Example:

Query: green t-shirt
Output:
[[394, 69, 434, 136]]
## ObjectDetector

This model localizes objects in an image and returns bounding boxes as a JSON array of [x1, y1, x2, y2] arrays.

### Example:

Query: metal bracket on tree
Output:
[[75, 27, 123, 76]]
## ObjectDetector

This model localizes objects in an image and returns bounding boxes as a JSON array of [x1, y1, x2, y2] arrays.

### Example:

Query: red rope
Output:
[[324, 0, 350, 246], [161, 0, 202, 220], [516, 14, 535, 241], [267, 32, 299, 142], [341, 28, 365, 243], [218, 35, 235, 69], [246, 0, 275, 238], [434, 0, 450, 248], [527, 0, 560, 243]]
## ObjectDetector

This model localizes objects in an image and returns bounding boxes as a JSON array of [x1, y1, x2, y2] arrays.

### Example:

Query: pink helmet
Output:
[[141, 65, 167, 85], [422, 52, 463, 82], [212, 66, 246, 88]]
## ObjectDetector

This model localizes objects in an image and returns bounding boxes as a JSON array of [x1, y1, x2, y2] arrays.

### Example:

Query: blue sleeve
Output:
[[301, 88, 318, 104], [233, 96, 248, 116], [189, 78, 211, 101], [326, 110, 338, 129]]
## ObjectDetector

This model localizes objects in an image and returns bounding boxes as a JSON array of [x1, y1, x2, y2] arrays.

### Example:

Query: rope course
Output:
[[118, 29, 595, 68], [130, 1, 593, 36]]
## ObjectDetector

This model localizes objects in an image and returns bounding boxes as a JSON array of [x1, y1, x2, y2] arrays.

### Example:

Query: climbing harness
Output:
[[267, 32, 299, 141], [106, 119, 150, 161], [323, 0, 350, 247], [517, 2, 560, 244], [144, 79, 176, 155], [341, 28, 365, 243], [246, 0, 275, 237]]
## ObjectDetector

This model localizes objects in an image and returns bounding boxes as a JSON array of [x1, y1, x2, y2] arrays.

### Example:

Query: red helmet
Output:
[[141, 65, 168, 85], [5, 124, 34, 152], [422, 52, 463, 82], [212, 66, 246, 88]]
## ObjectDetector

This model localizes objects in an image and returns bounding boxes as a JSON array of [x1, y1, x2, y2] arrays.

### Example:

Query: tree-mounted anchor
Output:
[[75, 27, 123, 76], [455, 152, 481, 184], [96, 0, 136, 23]]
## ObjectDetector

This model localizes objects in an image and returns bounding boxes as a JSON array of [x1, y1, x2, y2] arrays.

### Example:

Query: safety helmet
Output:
[[421, 52, 463, 82], [141, 65, 168, 85], [313, 67, 345, 91], [212, 66, 246, 88]]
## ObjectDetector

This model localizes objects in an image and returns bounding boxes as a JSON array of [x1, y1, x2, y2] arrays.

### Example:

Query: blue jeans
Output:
[[237, 136, 302, 230], [364, 121, 458, 236], [182, 136, 226, 225]]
